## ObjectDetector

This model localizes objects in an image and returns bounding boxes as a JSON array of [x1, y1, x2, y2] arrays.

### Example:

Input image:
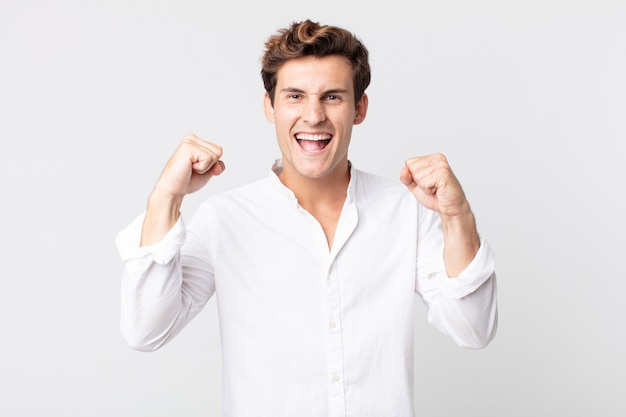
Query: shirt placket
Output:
[[324, 195, 357, 417], [326, 260, 346, 416]]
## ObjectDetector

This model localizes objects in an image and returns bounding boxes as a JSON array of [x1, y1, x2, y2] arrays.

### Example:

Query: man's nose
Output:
[[301, 98, 326, 125]]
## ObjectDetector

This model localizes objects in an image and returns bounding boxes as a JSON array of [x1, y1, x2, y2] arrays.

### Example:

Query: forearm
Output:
[[440, 204, 480, 278], [141, 190, 184, 246]]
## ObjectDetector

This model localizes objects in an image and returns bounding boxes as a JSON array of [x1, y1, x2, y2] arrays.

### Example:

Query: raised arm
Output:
[[402, 153, 497, 348], [117, 134, 225, 351]]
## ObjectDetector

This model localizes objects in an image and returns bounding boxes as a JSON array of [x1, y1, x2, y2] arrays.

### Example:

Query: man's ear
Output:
[[263, 93, 275, 123], [354, 93, 369, 125]]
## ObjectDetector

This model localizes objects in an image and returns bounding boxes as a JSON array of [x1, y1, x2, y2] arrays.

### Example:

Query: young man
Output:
[[117, 19, 497, 417]]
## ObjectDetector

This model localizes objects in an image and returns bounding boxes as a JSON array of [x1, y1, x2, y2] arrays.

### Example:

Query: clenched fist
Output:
[[153, 133, 225, 199], [400, 153, 469, 218]]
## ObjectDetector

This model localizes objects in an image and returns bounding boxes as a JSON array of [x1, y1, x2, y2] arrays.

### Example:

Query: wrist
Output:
[[141, 190, 183, 247], [147, 187, 184, 216]]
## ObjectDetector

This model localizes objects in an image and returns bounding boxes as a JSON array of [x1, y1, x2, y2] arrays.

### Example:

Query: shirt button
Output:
[[332, 375, 340, 382], [329, 321, 337, 329]]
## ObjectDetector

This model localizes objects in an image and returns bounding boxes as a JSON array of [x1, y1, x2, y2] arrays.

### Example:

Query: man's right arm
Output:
[[117, 134, 225, 351]]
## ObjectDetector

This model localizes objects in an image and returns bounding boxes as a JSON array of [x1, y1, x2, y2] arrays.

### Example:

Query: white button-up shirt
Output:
[[116, 162, 497, 417]]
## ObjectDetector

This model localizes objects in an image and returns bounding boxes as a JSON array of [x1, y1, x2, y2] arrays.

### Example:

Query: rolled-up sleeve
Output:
[[415, 207, 498, 349], [116, 213, 214, 351]]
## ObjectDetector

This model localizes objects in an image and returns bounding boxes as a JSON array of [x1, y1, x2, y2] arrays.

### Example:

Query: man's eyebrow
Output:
[[278, 87, 350, 95], [323, 88, 349, 95], [279, 87, 306, 94]]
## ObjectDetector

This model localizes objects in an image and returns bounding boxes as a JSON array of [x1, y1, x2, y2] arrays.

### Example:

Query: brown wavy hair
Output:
[[261, 19, 371, 107]]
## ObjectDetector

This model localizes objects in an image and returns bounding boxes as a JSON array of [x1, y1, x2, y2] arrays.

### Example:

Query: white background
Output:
[[1, 0, 624, 415]]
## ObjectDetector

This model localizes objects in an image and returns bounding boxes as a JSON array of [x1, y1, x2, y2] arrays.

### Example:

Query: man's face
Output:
[[264, 55, 368, 182]]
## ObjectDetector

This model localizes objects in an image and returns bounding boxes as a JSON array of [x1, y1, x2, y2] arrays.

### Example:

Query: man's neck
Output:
[[278, 161, 350, 208]]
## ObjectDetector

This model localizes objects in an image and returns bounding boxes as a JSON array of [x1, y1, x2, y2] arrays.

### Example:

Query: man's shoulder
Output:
[[353, 168, 406, 194], [354, 168, 397, 184], [351, 168, 415, 212], [198, 175, 279, 213]]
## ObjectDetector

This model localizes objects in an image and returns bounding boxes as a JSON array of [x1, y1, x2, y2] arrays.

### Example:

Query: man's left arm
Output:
[[401, 153, 498, 348]]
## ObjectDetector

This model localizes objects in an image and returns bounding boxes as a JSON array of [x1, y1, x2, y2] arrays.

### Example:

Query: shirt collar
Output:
[[267, 158, 357, 204]]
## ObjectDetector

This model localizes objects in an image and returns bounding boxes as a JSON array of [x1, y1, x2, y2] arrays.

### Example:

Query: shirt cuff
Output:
[[115, 212, 187, 265], [436, 236, 496, 300]]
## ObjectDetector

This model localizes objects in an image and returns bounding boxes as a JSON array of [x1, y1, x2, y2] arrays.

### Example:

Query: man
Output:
[[117, 19, 497, 417]]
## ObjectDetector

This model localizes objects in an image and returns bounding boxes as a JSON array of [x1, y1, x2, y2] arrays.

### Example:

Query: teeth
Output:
[[296, 133, 331, 141]]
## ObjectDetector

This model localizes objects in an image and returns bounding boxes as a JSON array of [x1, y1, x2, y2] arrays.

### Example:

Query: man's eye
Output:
[[288, 94, 301, 100], [324, 95, 340, 101]]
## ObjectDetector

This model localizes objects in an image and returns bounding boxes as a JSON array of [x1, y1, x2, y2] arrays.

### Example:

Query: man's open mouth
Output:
[[295, 133, 332, 152]]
